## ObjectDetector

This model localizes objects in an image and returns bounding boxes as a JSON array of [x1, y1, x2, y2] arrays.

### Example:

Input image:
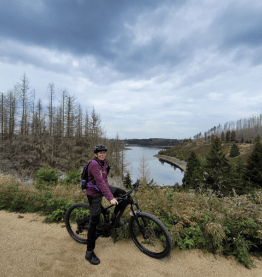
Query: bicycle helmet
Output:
[[94, 144, 108, 153]]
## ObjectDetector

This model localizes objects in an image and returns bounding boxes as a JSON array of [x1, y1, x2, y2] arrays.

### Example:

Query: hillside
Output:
[[161, 139, 256, 164], [112, 138, 180, 147]]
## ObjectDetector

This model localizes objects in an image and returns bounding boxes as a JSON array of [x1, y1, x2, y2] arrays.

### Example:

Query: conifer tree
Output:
[[182, 150, 203, 190], [123, 172, 132, 190], [243, 135, 262, 190], [231, 130, 236, 142], [230, 157, 246, 195], [226, 130, 231, 142], [229, 143, 240, 157], [204, 137, 232, 196]]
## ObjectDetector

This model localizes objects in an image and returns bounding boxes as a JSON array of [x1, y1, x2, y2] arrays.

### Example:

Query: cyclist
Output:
[[85, 144, 132, 265]]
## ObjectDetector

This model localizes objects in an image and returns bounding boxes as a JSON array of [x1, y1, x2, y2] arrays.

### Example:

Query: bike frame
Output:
[[95, 180, 149, 239]]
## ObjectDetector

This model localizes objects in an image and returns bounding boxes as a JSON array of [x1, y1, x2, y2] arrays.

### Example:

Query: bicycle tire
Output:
[[129, 212, 172, 259], [65, 202, 91, 244]]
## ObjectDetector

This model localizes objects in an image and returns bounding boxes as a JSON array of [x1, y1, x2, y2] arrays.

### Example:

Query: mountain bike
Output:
[[65, 179, 172, 259]]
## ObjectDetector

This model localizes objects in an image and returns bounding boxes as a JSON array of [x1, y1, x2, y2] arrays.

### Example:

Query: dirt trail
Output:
[[153, 154, 187, 172], [1, 210, 262, 277]]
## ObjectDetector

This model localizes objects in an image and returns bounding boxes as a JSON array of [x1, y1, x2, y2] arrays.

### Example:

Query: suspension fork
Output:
[[130, 202, 149, 239]]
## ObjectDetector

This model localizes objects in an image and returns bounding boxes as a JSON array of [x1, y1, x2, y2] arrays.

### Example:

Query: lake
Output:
[[124, 146, 184, 186]]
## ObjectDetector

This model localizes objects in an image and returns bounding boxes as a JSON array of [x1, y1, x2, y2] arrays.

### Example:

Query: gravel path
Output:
[[1, 210, 262, 277]]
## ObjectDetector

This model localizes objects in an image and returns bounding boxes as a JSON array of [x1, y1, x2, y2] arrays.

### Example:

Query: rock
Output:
[[21, 180, 34, 187], [58, 174, 67, 182]]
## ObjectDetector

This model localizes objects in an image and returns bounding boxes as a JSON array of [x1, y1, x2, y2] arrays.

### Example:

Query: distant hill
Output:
[[109, 138, 181, 147], [160, 139, 256, 164]]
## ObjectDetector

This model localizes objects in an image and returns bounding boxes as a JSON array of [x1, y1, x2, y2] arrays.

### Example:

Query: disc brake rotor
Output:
[[144, 227, 156, 239]]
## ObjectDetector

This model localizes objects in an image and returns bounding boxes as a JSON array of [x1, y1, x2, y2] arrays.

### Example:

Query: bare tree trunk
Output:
[[46, 83, 56, 137], [37, 98, 44, 137], [16, 73, 34, 137], [64, 94, 78, 139], [90, 106, 103, 140], [76, 104, 83, 139], [120, 146, 131, 181], [58, 89, 68, 138], [6, 90, 18, 141], [138, 153, 151, 186], [1, 92, 3, 141]]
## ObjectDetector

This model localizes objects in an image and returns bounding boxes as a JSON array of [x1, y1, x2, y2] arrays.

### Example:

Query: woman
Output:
[[85, 144, 132, 265]]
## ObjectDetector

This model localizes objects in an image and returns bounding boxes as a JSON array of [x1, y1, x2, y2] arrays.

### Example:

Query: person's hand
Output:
[[110, 198, 118, 205]]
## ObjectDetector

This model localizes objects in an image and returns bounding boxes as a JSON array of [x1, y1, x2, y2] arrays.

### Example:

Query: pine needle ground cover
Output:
[[1, 167, 262, 269]]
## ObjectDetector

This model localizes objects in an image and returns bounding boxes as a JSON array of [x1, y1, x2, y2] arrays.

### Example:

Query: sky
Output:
[[1, 0, 262, 140]]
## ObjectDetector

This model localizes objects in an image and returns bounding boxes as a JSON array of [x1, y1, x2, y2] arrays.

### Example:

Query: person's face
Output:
[[97, 151, 106, 160]]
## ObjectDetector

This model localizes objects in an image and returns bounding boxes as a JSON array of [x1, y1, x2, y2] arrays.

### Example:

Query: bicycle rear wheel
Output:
[[129, 212, 172, 259], [65, 203, 90, 244]]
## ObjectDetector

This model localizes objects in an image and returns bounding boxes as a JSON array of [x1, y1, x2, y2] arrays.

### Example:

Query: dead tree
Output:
[[15, 73, 34, 136], [64, 93, 78, 139], [46, 83, 56, 137]]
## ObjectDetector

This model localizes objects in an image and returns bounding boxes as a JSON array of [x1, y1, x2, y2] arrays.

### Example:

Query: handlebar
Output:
[[111, 179, 140, 206]]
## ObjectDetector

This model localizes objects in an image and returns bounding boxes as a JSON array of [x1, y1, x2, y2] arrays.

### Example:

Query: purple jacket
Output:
[[86, 156, 114, 202]]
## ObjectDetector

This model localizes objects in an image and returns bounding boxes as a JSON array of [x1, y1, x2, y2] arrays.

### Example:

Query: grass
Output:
[[0, 169, 262, 269]]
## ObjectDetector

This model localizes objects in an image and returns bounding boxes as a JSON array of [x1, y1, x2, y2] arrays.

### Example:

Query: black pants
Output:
[[86, 186, 132, 252]]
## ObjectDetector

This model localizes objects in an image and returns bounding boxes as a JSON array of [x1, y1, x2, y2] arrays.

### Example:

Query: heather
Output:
[[0, 164, 262, 269]]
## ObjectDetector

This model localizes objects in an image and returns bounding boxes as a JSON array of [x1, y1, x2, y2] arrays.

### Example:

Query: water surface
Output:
[[124, 146, 184, 186]]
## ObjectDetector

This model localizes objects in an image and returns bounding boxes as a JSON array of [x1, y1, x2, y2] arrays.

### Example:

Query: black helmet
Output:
[[94, 144, 108, 153]]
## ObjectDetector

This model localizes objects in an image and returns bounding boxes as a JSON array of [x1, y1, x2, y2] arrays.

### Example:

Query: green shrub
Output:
[[179, 154, 186, 161], [62, 163, 81, 185], [177, 226, 207, 250], [33, 162, 59, 189], [222, 216, 260, 268], [0, 184, 39, 213], [1, 170, 262, 269]]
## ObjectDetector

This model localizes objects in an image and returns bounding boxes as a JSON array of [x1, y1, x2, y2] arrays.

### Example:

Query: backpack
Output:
[[80, 160, 111, 193]]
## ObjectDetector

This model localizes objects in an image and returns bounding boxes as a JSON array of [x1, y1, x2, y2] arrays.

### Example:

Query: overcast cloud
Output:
[[1, 0, 262, 139]]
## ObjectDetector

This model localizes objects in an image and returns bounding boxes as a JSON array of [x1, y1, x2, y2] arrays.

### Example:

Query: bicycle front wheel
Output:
[[65, 202, 90, 244], [129, 212, 172, 259]]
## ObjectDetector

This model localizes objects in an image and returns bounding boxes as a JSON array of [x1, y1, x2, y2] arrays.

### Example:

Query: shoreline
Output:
[[153, 154, 187, 172], [124, 145, 174, 149]]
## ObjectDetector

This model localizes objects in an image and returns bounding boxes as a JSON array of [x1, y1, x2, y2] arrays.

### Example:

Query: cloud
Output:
[[210, 1, 262, 66], [1, 0, 262, 140], [0, 0, 192, 81]]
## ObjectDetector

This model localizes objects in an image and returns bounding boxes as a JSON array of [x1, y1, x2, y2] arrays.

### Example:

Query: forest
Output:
[[122, 138, 180, 147], [192, 115, 262, 143], [158, 114, 262, 197], [0, 73, 128, 182]]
